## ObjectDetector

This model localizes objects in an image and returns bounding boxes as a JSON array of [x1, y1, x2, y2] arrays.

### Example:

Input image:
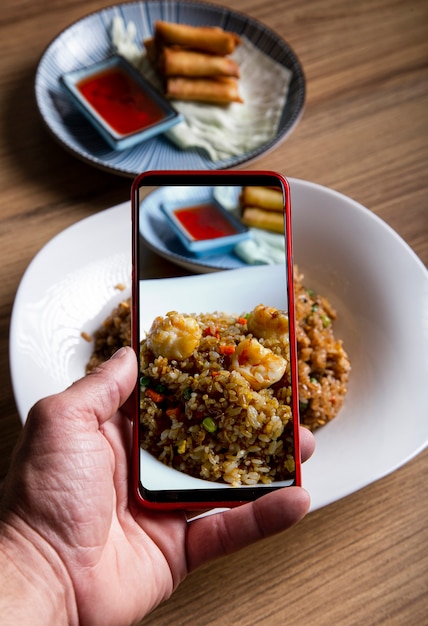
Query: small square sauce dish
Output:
[[61, 55, 183, 150], [161, 190, 251, 257]]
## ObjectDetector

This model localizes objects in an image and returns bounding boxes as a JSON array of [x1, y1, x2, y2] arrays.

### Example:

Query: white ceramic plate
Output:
[[35, 0, 305, 176], [9, 179, 428, 511]]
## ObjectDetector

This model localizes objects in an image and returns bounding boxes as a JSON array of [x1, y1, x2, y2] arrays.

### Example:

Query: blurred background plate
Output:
[[139, 183, 248, 272], [34, 0, 305, 176], [9, 179, 428, 511]]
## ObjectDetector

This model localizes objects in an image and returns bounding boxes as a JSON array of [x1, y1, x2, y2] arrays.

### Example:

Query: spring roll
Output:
[[241, 207, 284, 234], [160, 46, 240, 78], [240, 186, 284, 212], [154, 20, 241, 55], [144, 37, 157, 65], [165, 76, 243, 104]]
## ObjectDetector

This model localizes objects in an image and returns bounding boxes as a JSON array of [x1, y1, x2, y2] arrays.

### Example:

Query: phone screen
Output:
[[131, 171, 300, 509]]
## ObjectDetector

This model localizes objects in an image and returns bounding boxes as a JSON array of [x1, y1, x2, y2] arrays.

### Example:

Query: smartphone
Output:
[[131, 170, 300, 510]]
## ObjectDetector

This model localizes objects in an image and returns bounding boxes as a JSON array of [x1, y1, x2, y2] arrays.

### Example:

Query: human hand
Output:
[[0, 346, 314, 626]]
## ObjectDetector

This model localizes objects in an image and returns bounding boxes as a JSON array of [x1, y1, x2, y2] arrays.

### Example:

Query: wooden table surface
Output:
[[1, 0, 427, 624]]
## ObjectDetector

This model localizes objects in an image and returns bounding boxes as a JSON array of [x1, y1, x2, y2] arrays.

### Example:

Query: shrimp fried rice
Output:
[[86, 271, 350, 485], [137, 306, 294, 486]]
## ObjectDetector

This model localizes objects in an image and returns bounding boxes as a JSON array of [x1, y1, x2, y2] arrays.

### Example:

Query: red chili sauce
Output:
[[174, 203, 238, 241], [77, 66, 166, 135]]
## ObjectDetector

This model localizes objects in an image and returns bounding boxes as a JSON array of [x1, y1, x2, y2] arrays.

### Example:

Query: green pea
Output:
[[202, 417, 217, 433]]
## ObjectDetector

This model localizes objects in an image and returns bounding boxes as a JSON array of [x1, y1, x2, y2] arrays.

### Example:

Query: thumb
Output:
[[64, 346, 138, 427], [2, 347, 138, 510], [28, 346, 138, 431]]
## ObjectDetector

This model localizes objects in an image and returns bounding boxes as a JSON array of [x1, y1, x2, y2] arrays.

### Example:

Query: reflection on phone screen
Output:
[[133, 173, 299, 504]]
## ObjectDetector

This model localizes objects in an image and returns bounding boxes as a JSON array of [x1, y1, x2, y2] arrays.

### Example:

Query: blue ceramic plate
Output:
[[139, 184, 249, 271], [35, 0, 305, 176]]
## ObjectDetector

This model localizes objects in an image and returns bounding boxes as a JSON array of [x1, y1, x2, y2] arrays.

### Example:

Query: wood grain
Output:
[[0, 0, 427, 624]]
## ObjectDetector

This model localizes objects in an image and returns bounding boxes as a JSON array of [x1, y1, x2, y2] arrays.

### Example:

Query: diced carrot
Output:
[[166, 407, 180, 418], [146, 388, 165, 403], [236, 317, 247, 325], [219, 344, 235, 355]]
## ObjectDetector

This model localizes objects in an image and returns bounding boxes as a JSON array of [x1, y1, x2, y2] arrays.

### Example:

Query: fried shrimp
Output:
[[146, 311, 202, 360], [230, 337, 287, 390], [247, 304, 289, 341]]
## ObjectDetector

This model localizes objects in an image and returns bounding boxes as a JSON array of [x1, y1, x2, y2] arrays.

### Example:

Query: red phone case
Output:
[[131, 170, 300, 510]]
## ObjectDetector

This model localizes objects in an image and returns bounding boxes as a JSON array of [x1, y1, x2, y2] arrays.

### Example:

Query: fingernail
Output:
[[111, 346, 128, 360]]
